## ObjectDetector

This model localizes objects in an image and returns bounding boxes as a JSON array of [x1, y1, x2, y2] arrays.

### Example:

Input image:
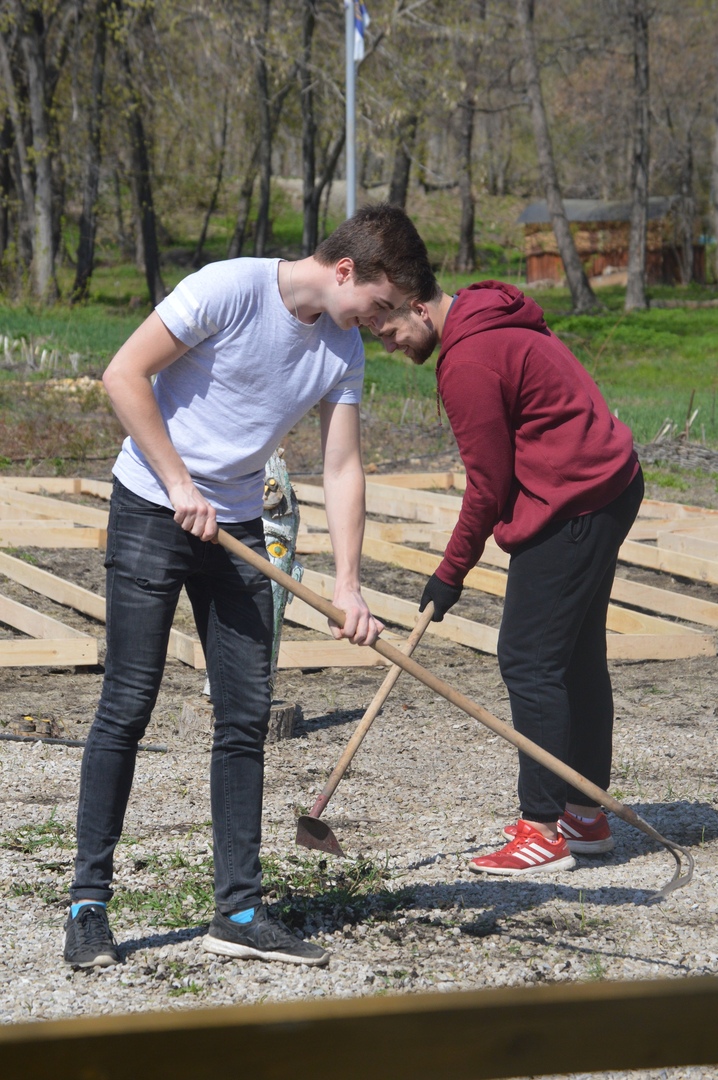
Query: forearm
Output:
[[323, 461, 366, 591], [319, 399, 381, 645]]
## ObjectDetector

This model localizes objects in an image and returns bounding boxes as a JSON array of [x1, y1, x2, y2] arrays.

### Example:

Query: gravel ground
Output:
[[0, 442, 717, 1080]]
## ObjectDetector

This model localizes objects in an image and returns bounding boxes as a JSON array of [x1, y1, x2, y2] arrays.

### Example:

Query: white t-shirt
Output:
[[112, 258, 364, 521]]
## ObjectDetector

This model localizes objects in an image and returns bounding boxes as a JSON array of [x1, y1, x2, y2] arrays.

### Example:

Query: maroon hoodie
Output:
[[436, 281, 639, 587]]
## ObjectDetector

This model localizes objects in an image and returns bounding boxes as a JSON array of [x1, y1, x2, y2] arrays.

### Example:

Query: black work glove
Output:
[[419, 573, 463, 622]]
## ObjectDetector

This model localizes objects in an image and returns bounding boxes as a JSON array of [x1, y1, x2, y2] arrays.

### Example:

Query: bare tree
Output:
[[625, 0, 650, 311], [708, 46, 712, 282], [0, 1, 78, 301], [192, 91, 229, 267], [387, 112, 418, 208], [115, 2, 165, 306], [0, 112, 10, 257], [71, 0, 112, 303], [298, 0, 345, 255], [516, 0, 598, 313]]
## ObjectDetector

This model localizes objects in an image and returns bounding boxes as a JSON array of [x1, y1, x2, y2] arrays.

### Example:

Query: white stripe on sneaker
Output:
[[514, 841, 557, 866]]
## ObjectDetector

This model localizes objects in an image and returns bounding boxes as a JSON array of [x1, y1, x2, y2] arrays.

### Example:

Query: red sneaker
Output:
[[470, 820, 576, 876], [502, 810, 614, 855]]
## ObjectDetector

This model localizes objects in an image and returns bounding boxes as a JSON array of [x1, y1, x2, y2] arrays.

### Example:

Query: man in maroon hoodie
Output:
[[375, 279, 643, 876]]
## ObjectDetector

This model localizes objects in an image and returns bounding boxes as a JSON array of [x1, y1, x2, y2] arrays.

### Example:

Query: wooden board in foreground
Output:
[[1, 975, 716, 1080]]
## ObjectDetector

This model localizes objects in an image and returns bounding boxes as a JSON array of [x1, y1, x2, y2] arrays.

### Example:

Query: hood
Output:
[[438, 281, 548, 369]]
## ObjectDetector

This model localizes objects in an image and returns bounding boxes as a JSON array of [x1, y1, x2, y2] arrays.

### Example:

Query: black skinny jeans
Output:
[[497, 468, 644, 823], [70, 479, 274, 913]]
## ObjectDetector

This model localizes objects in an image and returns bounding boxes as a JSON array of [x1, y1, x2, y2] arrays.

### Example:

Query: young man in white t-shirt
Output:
[[64, 204, 436, 969]]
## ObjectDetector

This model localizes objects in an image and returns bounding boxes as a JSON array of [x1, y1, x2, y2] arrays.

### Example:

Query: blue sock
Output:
[[71, 901, 105, 919], [229, 907, 255, 925]]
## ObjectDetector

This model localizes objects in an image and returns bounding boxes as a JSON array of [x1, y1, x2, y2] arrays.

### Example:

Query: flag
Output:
[[354, 2, 369, 63]]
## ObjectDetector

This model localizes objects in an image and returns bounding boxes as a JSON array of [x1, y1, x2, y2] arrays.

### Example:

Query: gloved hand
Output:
[[419, 573, 463, 622]]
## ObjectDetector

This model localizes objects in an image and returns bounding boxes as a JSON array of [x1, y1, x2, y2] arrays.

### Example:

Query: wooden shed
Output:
[[518, 198, 706, 285]]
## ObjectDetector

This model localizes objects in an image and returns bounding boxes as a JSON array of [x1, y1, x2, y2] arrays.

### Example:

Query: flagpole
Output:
[[345, 0, 356, 218]]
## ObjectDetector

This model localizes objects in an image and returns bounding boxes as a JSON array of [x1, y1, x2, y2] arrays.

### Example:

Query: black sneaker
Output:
[[64, 904, 120, 969], [202, 906, 329, 967]]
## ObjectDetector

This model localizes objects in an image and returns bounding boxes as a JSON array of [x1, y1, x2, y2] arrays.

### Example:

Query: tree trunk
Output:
[[0, 112, 11, 257], [227, 153, 259, 259], [517, 0, 597, 313], [192, 92, 228, 268], [119, 46, 165, 306], [300, 0, 317, 254], [388, 112, 418, 209], [708, 47, 712, 282], [71, 0, 110, 303], [298, 0, 343, 255], [112, 167, 131, 256], [677, 133, 694, 286], [625, 0, 650, 312], [253, 0, 272, 258], [455, 90, 476, 273], [19, 14, 58, 303]]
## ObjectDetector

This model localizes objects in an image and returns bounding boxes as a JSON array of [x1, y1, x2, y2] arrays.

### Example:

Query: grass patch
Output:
[[262, 851, 413, 930], [643, 467, 693, 492], [0, 810, 74, 854], [106, 847, 412, 932], [112, 850, 216, 929]]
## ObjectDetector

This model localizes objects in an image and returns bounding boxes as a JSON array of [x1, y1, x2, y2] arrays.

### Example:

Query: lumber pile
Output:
[[0, 473, 715, 668]]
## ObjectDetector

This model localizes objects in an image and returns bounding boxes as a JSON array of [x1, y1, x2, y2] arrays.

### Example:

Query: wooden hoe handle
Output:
[[217, 528, 694, 898]]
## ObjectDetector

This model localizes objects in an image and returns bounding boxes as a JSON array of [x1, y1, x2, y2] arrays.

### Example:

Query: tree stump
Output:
[[178, 698, 297, 742], [267, 701, 297, 743]]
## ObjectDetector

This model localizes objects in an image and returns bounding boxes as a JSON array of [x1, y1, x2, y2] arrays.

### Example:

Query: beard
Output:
[[409, 326, 439, 365]]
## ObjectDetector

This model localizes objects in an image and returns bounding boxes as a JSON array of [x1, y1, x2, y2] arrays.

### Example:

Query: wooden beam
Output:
[[0, 593, 98, 666], [637, 497, 718, 521], [1, 975, 717, 1080], [0, 551, 106, 621], [605, 632, 714, 660], [657, 529, 718, 562], [295, 481, 461, 527], [360, 536, 708, 640], [166, 629, 205, 669], [0, 638, 97, 666], [278, 640, 389, 668], [0, 594, 92, 641], [0, 503, 68, 521], [0, 525, 106, 549], [620, 538, 718, 585], [0, 551, 206, 670], [428, 528, 718, 629], [80, 478, 113, 500], [0, 477, 81, 494], [299, 568, 713, 660], [365, 471, 460, 490], [299, 502, 441, 545], [295, 532, 333, 554], [610, 576, 718, 629], [301, 567, 496, 655], [0, 486, 108, 527]]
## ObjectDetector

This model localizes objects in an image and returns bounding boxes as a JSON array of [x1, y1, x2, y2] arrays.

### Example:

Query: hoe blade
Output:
[[296, 815, 346, 857]]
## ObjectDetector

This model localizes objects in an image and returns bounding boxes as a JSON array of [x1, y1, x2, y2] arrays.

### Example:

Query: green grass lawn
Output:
[[1, 269, 716, 448]]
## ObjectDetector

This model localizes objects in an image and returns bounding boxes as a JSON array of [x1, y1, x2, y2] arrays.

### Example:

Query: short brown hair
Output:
[[314, 203, 437, 302]]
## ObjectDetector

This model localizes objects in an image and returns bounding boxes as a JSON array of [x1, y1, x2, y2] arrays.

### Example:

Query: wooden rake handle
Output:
[[217, 529, 694, 898], [309, 601, 435, 819]]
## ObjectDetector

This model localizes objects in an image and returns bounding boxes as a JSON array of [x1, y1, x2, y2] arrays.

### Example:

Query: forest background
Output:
[[0, 0, 717, 471]]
